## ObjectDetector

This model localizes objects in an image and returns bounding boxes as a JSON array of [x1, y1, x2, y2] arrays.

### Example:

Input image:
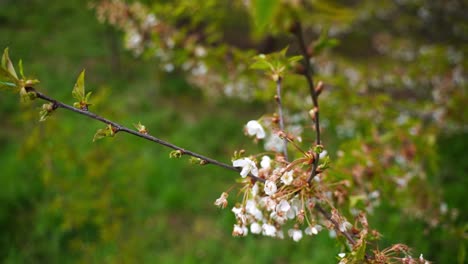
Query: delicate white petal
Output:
[[264, 180, 277, 196], [288, 229, 303, 242], [261, 156, 271, 169], [251, 222, 262, 234], [246, 120, 266, 139], [338, 253, 346, 258], [251, 182, 259, 196], [250, 165, 259, 177], [262, 223, 277, 237], [233, 159, 247, 167], [232, 158, 258, 178], [276, 200, 291, 213], [319, 150, 328, 159], [265, 134, 284, 152], [281, 170, 294, 185]]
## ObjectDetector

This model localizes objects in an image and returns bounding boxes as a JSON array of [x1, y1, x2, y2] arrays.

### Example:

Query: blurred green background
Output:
[[0, 0, 466, 263]]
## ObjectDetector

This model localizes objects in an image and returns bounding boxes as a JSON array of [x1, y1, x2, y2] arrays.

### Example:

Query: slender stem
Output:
[[292, 22, 321, 184], [28, 87, 265, 183], [275, 76, 288, 161], [314, 204, 356, 244], [292, 24, 371, 261]]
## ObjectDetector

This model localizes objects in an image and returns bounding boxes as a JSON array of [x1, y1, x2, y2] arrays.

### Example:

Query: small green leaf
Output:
[[169, 150, 183, 158], [349, 195, 366, 208], [18, 59, 24, 79], [134, 122, 148, 134], [72, 70, 86, 101], [19, 86, 37, 102], [250, 59, 273, 70], [354, 241, 367, 261], [317, 155, 331, 171], [1, 48, 18, 79], [0, 80, 16, 89], [313, 29, 340, 55], [39, 103, 55, 122], [93, 124, 115, 142], [288, 55, 303, 64], [313, 145, 324, 154]]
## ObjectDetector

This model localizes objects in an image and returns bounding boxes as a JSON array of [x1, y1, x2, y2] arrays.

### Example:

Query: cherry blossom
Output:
[[281, 170, 294, 185], [246, 120, 265, 139], [288, 228, 303, 242], [260, 155, 271, 169], [232, 158, 258, 178], [262, 223, 277, 237], [264, 180, 277, 196]]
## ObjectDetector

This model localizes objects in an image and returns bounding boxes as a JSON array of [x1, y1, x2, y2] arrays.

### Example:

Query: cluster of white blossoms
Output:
[[226, 154, 326, 241], [215, 120, 337, 241]]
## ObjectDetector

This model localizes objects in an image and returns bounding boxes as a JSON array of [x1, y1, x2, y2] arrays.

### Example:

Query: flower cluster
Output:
[[218, 119, 339, 242], [225, 154, 332, 242]]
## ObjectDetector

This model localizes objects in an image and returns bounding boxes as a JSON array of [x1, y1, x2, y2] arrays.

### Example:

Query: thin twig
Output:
[[27, 87, 265, 183], [291, 24, 370, 259], [314, 204, 356, 245], [292, 21, 321, 184], [275, 76, 289, 161]]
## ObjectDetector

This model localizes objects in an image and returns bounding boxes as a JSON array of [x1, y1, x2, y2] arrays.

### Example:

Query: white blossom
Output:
[[246, 200, 263, 220], [246, 120, 266, 139], [262, 223, 277, 237], [260, 155, 271, 169], [276, 200, 291, 213], [338, 253, 346, 258], [163, 63, 174, 72], [233, 224, 248, 236], [250, 222, 262, 234], [265, 134, 284, 152], [251, 182, 259, 196], [305, 225, 323, 235], [214, 192, 228, 208], [194, 45, 207, 57], [143, 14, 158, 28], [270, 211, 287, 225], [339, 221, 352, 232], [232, 158, 258, 178], [281, 170, 294, 185], [288, 229, 303, 242], [231, 206, 247, 224], [319, 150, 328, 159], [264, 180, 277, 196], [260, 196, 277, 211]]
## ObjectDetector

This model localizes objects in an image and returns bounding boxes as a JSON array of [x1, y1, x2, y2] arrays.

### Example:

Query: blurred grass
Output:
[[0, 0, 466, 263]]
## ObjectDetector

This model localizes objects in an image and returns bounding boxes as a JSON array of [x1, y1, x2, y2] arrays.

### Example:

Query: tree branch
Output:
[[292, 22, 321, 184], [26, 87, 265, 183], [290, 24, 369, 259]]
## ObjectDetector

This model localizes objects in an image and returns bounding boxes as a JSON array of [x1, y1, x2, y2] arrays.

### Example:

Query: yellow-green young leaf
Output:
[[19, 87, 37, 102], [250, 59, 273, 70], [169, 150, 183, 158], [39, 103, 54, 122], [72, 70, 86, 101], [0, 80, 16, 90], [288, 55, 303, 64], [18, 59, 24, 79], [252, 0, 279, 32], [313, 29, 340, 55], [354, 241, 367, 261], [93, 124, 115, 142], [1, 48, 18, 79]]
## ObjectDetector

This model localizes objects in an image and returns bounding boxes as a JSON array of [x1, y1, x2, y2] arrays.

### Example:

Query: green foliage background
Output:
[[0, 0, 466, 263]]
